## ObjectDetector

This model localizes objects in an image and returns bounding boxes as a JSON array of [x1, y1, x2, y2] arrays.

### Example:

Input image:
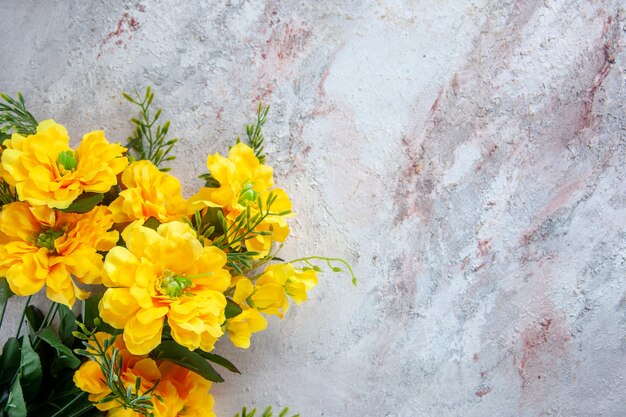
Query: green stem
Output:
[[40, 302, 58, 330], [288, 256, 357, 286], [33, 302, 60, 350], [15, 295, 32, 337], [49, 391, 89, 417], [0, 298, 8, 332]]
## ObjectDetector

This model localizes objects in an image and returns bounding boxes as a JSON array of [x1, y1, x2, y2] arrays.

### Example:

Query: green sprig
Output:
[[212, 192, 290, 273], [0, 92, 38, 139], [238, 102, 270, 164], [234, 406, 299, 417], [123, 87, 178, 172], [73, 322, 157, 416]]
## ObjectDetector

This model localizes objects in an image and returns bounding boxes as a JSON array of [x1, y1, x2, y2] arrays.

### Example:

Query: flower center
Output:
[[57, 150, 78, 173], [35, 228, 64, 251], [158, 270, 193, 298], [238, 182, 258, 205]]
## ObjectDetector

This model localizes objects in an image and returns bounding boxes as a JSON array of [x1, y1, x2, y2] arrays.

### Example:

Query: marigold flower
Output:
[[74, 333, 215, 417], [0, 202, 118, 306], [108, 160, 190, 225], [190, 143, 292, 257], [99, 221, 230, 355], [225, 277, 267, 348], [0, 120, 127, 209]]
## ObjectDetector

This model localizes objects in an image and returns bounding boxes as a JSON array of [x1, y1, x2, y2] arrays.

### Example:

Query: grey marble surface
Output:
[[1, 1, 625, 416]]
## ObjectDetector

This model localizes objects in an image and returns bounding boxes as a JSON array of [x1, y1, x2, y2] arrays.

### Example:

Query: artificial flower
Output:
[[0, 202, 118, 306], [225, 276, 267, 348], [74, 333, 216, 417], [190, 143, 292, 257], [99, 221, 230, 355], [108, 160, 190, 224], [247, 263, 318, 318], [0, 120, 127, 209]]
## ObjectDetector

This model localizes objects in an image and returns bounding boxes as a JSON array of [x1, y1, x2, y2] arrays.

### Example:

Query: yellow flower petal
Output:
[[123, 315, 164, 355]]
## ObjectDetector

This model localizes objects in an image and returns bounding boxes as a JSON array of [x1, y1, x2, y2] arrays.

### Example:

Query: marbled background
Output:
[[1, 1, 625, 416]]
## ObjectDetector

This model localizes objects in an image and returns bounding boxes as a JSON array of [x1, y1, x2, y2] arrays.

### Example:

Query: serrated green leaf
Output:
[[60, 193, 104, 214], [194, 351, 240, 374], [5, 379, 26, 417], [152, 341, 223, 382], [19, 333, 42, 401], [0, 338, 20, 385], [37, 327, 81, 374], [225, 298, 242, 320]]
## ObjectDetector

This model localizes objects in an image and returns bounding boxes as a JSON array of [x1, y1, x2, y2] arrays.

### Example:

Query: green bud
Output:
[[57, 150, 78, 171], [238, 183, 258, 205], [160, 272, 192, 298], [35, 228, 64, 251]]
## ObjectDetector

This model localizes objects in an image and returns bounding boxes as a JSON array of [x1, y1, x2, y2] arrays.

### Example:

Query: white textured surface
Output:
[[1, 1, 625, 416]]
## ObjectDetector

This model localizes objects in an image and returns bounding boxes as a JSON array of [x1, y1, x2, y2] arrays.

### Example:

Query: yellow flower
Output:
[[0, 202, 118, 306], [109, 160, 190, 225], [225, 277, 267, 348], [74, 333, 216, 417], [99, 221, 231, 355], [285, 268, 318, 305], [190, 143, 292, 258], [0, 120, 127, 209], [153, 361, 215, 417], [247, 264, 318, 318]]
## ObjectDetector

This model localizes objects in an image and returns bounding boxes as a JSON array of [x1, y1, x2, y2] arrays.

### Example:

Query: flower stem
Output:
[[49, 391, 89, 417], [288, 256, 357, 286], [15, 295, 32, 337], [0, 298, 8, 332]]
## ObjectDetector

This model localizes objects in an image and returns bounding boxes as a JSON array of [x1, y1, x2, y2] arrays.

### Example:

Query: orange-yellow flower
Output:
[[0, 202, 118, 306], [74, 333, 216, 417], [109, 160, 190, 224], [190, 143, 292, 258], [0, 120, 127, 209], [99, 221, 230, 355]]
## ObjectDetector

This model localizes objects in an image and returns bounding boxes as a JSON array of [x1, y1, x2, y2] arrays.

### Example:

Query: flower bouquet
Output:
[[0, 88, 355, 416]]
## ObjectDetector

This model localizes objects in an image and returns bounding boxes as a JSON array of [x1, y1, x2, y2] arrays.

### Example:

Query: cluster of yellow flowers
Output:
[[74, 333, 215, 417], [0, 117, 319, 415]]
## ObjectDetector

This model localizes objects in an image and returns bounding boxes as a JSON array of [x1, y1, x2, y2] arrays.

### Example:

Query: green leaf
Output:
[[194, 351, 240, 374], [30, 374, 95, 417], [152, 341, 223, 382], [225, 298, 242, 320], [19, 333, 42, 401], [143, 217, 161, 230], [24, 306, 44, 333], [60, 193, 104, 214], [81, 295, 101, 329], [37, 327, 81, 373], [58, 305, 77, 346], [5, 379, 26, 417], [0, 338, 20, 385], [0, 278, 13, 305]]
